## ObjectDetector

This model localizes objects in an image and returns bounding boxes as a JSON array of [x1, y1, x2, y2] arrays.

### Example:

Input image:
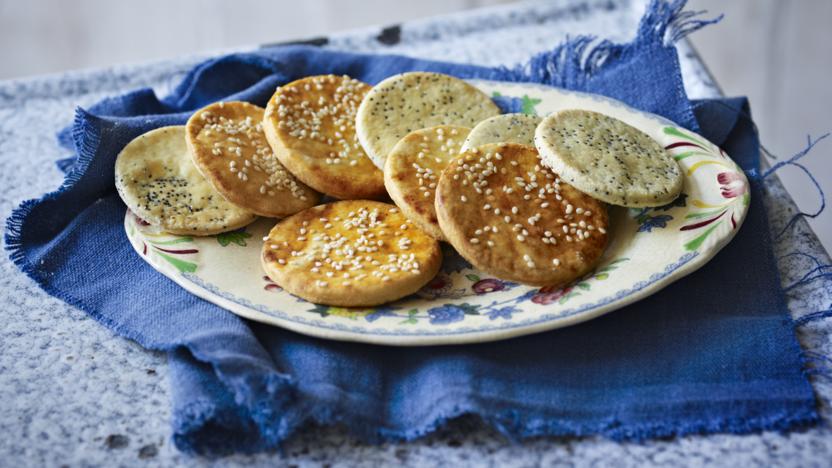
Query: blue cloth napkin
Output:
[[5, 1, 818, 455]]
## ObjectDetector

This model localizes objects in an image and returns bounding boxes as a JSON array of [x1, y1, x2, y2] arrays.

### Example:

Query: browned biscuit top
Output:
[[435, 143, 609, 287], [263, 75, 385, 199], [261, 200, 442, 307], [186, 101, 320, 218], [384, 125, 471, 240]]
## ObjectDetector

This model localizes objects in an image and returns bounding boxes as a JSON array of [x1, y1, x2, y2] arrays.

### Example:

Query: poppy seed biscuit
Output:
[[263, 75, 386, 200], [384, 125, 471, 240], [535, 109, 683, 207], [186, 101, 320, 218], [435, 143, 608, 287], [460, 113, 541, 152], [261, 200, 442, 307], [115, 126, 256, 235], [355, 72, 500, 169]]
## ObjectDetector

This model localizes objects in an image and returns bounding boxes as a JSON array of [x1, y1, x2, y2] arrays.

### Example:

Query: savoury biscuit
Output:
[[261, 200, 442, 307], [460, 113, 541, 152], [115, 126, 256, 235], [535, 109, 683, 207], [384, 125, 471, 240], [263, 75, 386, 200], [355, 72, 500, 169], [435, 143, 608, 287], [186, 101, 320, 218]]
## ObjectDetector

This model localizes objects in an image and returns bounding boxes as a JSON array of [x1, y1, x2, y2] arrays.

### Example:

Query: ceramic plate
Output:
[[124, 80, 749, 346]]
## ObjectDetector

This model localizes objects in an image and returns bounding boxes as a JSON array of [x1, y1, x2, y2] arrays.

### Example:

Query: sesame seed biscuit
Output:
[[356, 72, 500, 169], [535, 109, 683, 207], [384, 125, 471, 240], [263, 75, 386, 200], [115, 126, 256, 235], [186, 101, 320, 218], [460, 113, 541, 152], [261, 200, 442, 307], [435, 143, 608, 287]]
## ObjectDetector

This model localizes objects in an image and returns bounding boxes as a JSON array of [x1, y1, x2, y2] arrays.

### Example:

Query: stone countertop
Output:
[[1, 0, 830, 466]]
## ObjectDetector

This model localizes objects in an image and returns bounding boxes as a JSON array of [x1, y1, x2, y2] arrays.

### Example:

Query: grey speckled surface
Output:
[[1, 0, 830, 466]]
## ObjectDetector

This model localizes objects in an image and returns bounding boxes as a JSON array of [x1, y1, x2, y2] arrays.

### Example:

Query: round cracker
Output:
[[435, 143, 608, 287], [384, 125, 471, 240], [356, 72, 500, 169], [263, 75, 386, 200], [261, 200, 442, 307], [186, 101, 320, 218], [535, 109, 683, 207], [115, 126, 256, 236], [460, 113, 541, 152]]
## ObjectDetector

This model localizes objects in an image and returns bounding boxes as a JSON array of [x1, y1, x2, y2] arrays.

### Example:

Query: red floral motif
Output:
[[263, 276, 282, 292], [531, 285, 573, 305], [472, 278, 507, 295], [717, 171, 747, 199]]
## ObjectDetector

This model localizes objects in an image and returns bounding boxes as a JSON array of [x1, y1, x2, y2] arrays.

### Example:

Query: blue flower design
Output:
[[637, 215, 673, 232], [486, 306, 517, 321], [364, 306, 397, 323], [513, 289, 539, 303], [427, 304, 466, 324]]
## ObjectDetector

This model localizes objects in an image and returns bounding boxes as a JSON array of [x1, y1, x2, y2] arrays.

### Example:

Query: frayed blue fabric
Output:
[[5, 1, 819, 456]]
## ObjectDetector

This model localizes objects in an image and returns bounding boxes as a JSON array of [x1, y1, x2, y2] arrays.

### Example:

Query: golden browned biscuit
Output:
[[186, 101, 320, 218], [261, 200, 442, 307], [435, 143, 609, 286], [114, 126, 256, 236], [384, 125, 471, 240], [263, 75, 386, 200]]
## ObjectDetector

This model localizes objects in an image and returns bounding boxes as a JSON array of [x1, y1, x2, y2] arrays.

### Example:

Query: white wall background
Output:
[[1, 0, 829, 252]]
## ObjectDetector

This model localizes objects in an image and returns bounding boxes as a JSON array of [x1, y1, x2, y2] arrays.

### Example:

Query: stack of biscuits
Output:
[[115, 72, 683, 307]]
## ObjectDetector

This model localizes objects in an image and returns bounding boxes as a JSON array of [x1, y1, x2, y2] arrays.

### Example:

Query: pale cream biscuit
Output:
[[186, 101, 320, 218], [355, 72, 500, 169], [460, 113, 541, 152], [384, 125, 471, 240], [115, 126, 256, 235], [535, 109, 683, 207], [435, 143, 608, 287], [263, 75, 386, 200], [261, 200, 442, 307]]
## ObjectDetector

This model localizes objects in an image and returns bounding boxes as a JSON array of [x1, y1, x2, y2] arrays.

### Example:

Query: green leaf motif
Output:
[[400, 309, 420, 325], [155, 252, 197, 273], [457, 303, 481, 315], [558, 292, 578, 305], [308, 304, 330, 317], [576, 282, 591, 291], [216, 229, 252, 247], [521, 95, 542, 115], [465, 274, 481, 282], [684, 222, 722, 251], [150, 236, 194, 245]]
